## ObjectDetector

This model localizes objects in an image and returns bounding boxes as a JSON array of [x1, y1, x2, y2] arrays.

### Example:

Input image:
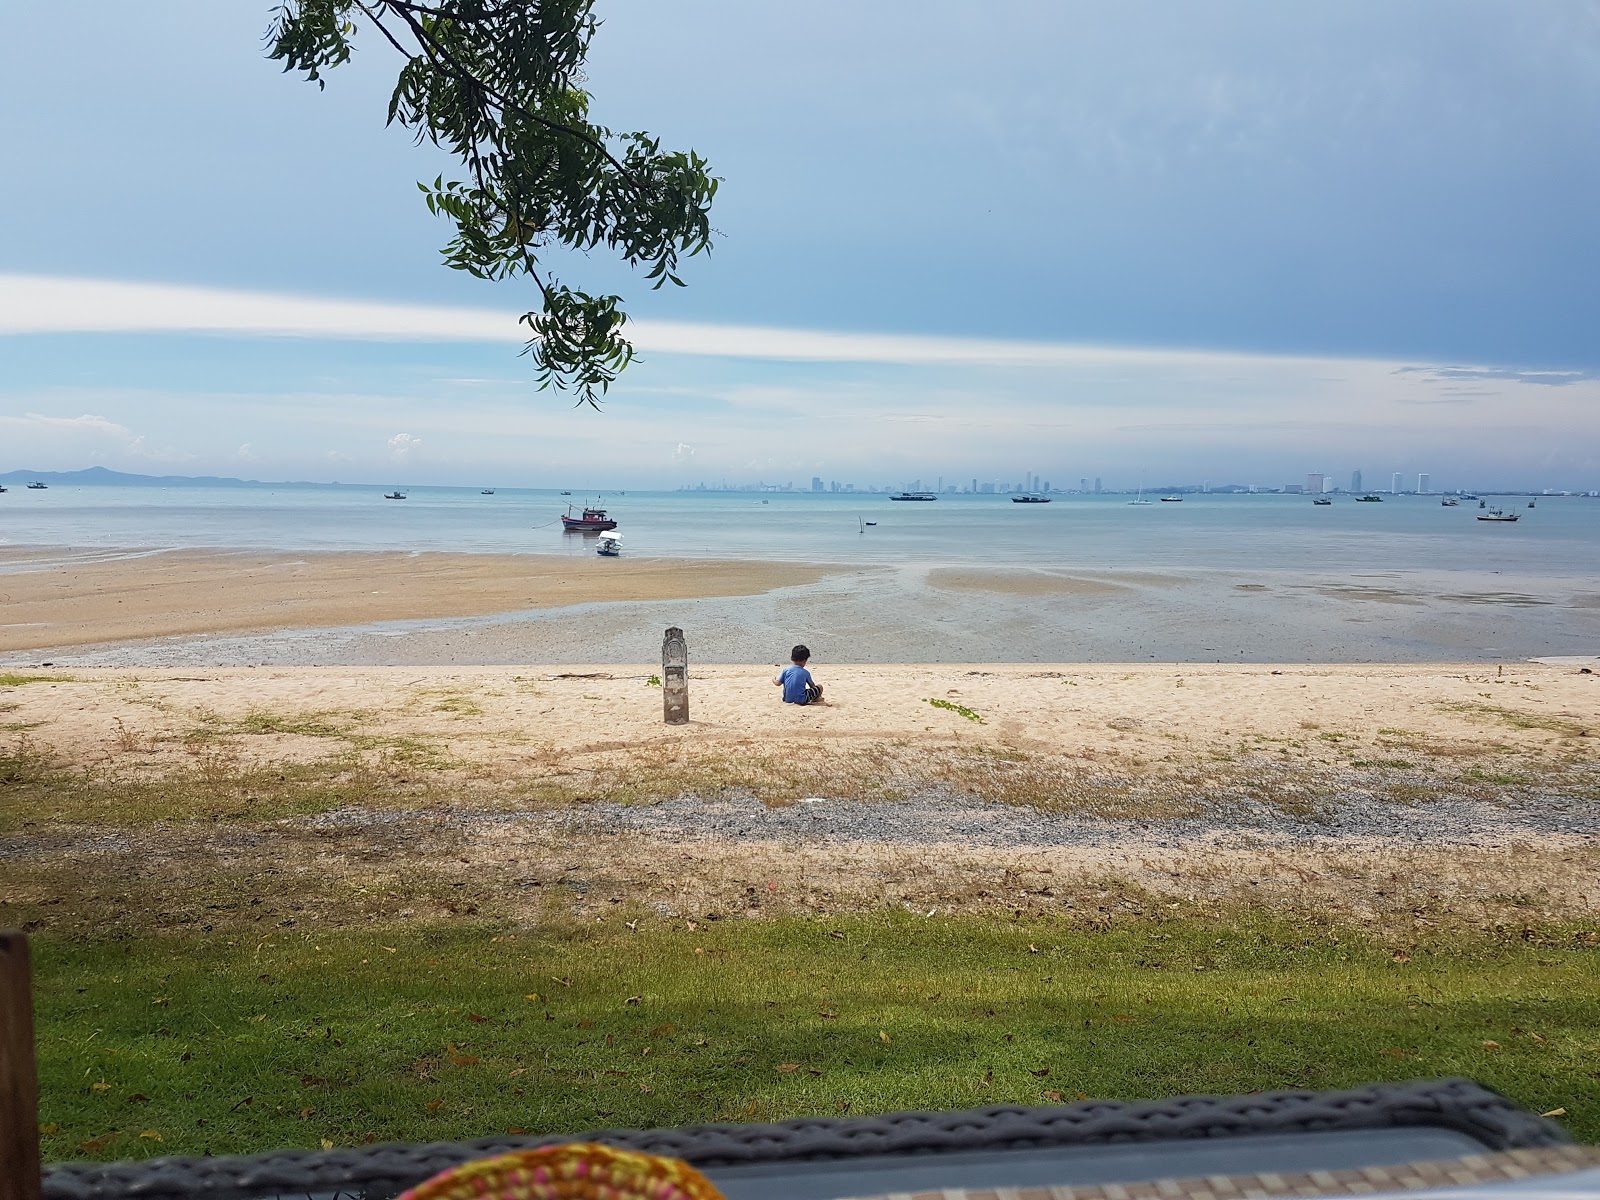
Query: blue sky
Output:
[[2, 2, 1598, 488]]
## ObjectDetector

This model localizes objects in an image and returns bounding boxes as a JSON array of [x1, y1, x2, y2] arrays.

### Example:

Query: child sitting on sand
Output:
[[774, 644, 824, 705]]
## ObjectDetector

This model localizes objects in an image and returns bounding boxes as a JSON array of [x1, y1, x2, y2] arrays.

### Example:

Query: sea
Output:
[[2, 484, 1598, 577]]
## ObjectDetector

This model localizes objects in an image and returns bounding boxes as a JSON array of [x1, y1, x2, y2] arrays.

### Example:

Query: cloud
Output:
[[235, 443, 259, 462], [671, 442, 695, 463], [0, 412, 133, 438], [1393, 365, 1595, 387], [387, 432, 422, 463], [0, 272, 1397, 372]]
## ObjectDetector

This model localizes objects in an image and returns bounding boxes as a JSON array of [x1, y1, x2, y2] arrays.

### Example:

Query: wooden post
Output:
[[0, 931, 41, 1200], [662, 627, 689, 725]]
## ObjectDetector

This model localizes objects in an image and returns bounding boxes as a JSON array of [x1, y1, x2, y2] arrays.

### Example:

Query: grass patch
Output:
[[31, 914, 1600, 1161], [0, 673, 72, 687], [1443, 703, 1592, 739], [925, 698, 984, 723], [0, 739, 453, 831]]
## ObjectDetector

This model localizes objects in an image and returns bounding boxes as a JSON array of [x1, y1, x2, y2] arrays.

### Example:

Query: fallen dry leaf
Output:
[[775, 1063, 800, 1073], [38, 1123, 58, 1136], [78, 1133, 118, 1154], [1028, 944, 1040, 954], [321, 1138, 335, 1151], [90, 1081, 110, 1092], [1482, 1040, 1502, 1052], [525, 993, 541, 1002], [446, 1044, 480, 1067], [425, 1099, 444, 1113], [1030, 1068, 1051, 1078], [1043, 1090, 1062, 1102], [139, 1130, 162, 1142], [467, 1013, 487, 1023], [1543, 1107, 1567, 1118], [878, 1030, 891, 1043]]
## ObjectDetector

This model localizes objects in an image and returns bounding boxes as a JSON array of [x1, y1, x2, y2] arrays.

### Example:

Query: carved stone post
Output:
[[662, 626, 689, 725]]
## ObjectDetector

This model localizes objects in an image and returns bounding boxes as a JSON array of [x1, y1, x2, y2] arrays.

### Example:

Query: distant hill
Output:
[[0, 466, 323, 488]]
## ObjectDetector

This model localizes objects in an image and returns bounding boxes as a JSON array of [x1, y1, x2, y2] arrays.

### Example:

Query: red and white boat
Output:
[[561, 504, 618, 531]]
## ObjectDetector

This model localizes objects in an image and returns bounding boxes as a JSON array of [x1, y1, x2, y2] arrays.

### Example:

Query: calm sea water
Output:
[[2, 485, 1598, 578]]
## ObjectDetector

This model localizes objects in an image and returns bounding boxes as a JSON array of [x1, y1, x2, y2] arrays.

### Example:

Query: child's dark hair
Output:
[[791, 644, 810, 663]]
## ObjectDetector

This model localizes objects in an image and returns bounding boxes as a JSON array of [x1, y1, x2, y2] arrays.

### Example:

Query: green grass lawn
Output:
[[32, 912, 1600, 1161]]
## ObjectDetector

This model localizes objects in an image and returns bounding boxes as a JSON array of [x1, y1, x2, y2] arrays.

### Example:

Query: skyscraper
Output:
[[1391, 472, 1403, 494], [1094, 477, 1102, 494], [1351, 470, 1362, 493], [1306, 472, 1326, 495], [1418, 473, 1429, 494], [811, 476, 823, 492]]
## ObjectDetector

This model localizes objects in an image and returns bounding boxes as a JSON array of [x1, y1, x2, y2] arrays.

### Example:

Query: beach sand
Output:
[[0, 549, 838, 653], [4, 660, 1597, 937], [5, 546, 1597, 668]]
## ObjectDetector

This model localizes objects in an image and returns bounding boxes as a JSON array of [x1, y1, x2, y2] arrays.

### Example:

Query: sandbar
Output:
[[0, 549, 839, 652]]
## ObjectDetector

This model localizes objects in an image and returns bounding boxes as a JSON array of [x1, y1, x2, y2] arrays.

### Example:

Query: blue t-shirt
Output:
[[778, 663, 814, 704]]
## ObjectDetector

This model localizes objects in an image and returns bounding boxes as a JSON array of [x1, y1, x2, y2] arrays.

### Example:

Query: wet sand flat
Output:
[[0, 549, 841, 652]]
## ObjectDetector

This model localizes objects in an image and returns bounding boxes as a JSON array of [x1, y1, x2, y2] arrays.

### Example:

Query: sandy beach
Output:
[[0, 548, 838, 653], [3, 545, 1599, 667], [5, 659, 1597, 940]]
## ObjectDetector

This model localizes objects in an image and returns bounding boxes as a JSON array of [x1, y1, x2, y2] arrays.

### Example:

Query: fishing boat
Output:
[[890, 491, 937, 501], [595, 532, 622, 557], [1012, 494, 1051, 503], [1160, 495, 1183, 502], [562, 503, 617, 531], [1356, 494, 1383, 502], [1441, 497, 1458, 507], [1528, 500, 1536, 508], [1477, 509, 1519, 522], [26, 482, 47, 490], [384, 491, 406, 500], [1460, 493, 1478, 501], [560, 490, 572, 496], [0, 484, 7, 493], [481, 488, 495, 495], [1312, 496, 1332, 506]]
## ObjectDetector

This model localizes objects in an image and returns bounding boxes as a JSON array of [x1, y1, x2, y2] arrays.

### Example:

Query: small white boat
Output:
[[1159, 495, 1183, 502], [1477, 509, 1519, 522], [595, 532, 623, 556]]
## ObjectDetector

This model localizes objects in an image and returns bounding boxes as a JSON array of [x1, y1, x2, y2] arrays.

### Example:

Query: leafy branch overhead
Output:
[[267, 0, 718, 406]]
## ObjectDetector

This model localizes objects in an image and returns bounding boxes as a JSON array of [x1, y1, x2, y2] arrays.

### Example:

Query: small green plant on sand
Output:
[[646, 675, 662, 687], [0, 673, 72, 688], [926, 697, 984, 723]]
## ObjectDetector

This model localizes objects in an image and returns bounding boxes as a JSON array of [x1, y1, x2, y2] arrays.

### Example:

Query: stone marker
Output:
[[663, 626, 688, 724]]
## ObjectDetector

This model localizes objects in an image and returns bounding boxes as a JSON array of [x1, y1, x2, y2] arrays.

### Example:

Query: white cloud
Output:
[[0, 272, 1415, 372], [0, 412, 132, 438], [387, 432, 422, 463]]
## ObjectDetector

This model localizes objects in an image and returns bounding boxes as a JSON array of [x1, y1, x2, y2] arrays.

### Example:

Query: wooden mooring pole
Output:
[[0, 931, 41, 1200]]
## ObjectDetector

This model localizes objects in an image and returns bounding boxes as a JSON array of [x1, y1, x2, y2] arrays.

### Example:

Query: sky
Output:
[[2, 2, 1599, 490]]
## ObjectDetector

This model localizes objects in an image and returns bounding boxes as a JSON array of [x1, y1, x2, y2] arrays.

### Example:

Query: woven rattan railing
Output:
[[41, 1078, 1570, 1200]]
